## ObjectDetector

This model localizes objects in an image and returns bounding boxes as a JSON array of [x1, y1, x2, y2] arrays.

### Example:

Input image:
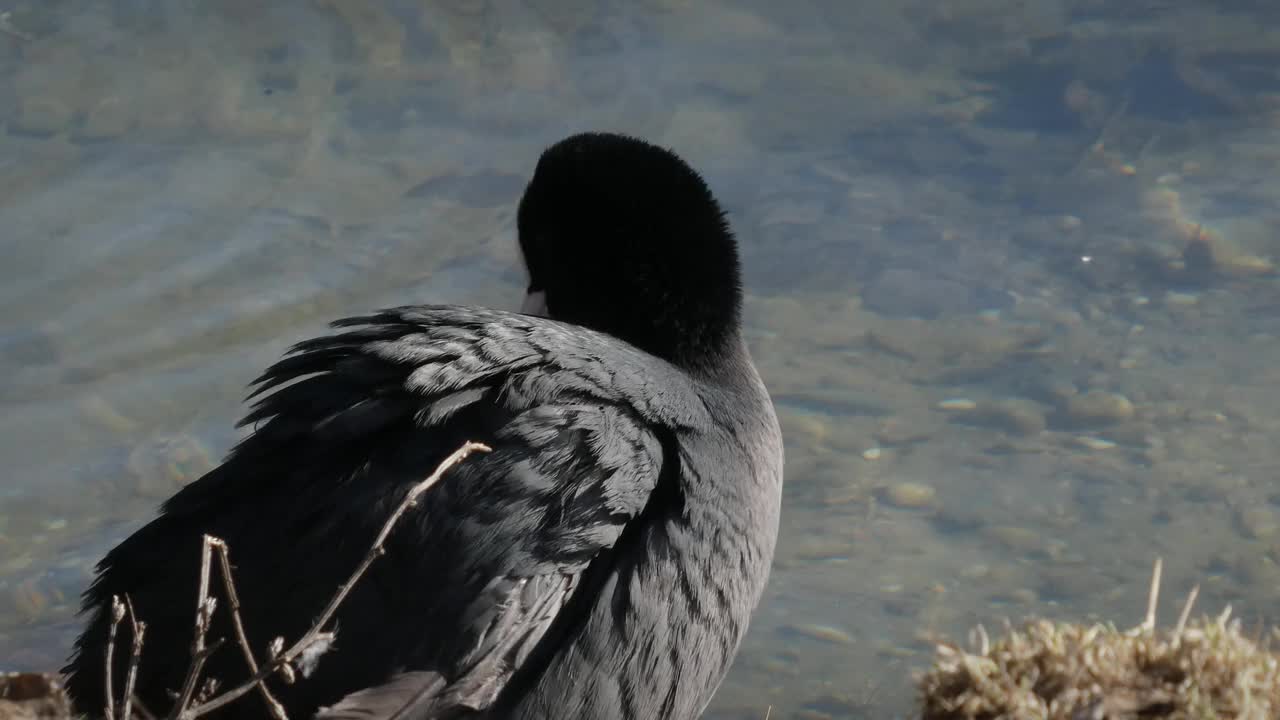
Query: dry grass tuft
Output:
[[918, 559, 1280, 719]]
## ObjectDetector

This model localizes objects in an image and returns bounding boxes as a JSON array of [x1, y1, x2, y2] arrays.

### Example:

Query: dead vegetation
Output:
[[918, 559, 1280, 720]]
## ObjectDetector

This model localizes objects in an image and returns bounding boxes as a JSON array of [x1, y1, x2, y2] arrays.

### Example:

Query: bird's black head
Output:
[[517, 132, 743, 373]]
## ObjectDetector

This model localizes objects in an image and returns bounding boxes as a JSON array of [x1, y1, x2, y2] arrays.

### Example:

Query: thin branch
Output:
[[105, 596, 126, 720], [121, 596, 146, 720], [179, 441, 491, 719], [130, 697, 158, 720], [210, 536, 287, 719], [167, 537, 221, 719]]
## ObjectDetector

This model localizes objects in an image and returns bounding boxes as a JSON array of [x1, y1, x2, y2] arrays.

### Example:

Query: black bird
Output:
[[64, 132, 784, 719]]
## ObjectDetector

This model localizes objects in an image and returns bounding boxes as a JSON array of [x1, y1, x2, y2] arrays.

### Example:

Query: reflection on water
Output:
[[4, 1, 1280, 716]]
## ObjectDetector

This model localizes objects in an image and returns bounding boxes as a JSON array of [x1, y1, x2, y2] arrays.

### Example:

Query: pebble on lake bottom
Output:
[[1238, 506, 1280, 540], [971, 399, 1047, 436], [982, 525, 1042, 553], [782, 622, 855, 645], [880, 482, 937, 510], [1063, 390, 1135, 426]]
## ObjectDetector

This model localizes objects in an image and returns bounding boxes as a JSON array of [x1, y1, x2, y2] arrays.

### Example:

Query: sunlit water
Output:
[[4, 1, 1280, 717]]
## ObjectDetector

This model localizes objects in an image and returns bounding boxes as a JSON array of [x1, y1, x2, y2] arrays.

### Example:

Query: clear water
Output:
[[4, 1, 1280, 717]]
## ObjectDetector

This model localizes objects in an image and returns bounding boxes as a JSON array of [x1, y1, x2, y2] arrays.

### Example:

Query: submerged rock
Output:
[[880, 481, 938, 510], [1062, 390, 1135, 427]]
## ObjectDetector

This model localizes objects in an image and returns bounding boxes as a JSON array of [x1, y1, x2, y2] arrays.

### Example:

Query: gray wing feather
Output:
[[245, 307, 684, 717], [314, 573, 580, 719], [314, 672, 449, 720]]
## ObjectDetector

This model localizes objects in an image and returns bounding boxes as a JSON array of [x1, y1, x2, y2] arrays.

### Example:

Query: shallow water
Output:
[[4, 1, 1280, 717]]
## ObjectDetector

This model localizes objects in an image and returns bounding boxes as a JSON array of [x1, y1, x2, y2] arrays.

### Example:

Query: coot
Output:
[[64, 132, 784, 720]]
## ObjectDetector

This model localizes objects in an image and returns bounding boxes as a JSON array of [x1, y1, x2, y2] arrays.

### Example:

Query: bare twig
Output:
[[105, 596, 127, 720], [167, 537, 221, 719], [210, 536, 287, 719], [178, 441, 491, 719], [131, 697, 158, 720], [121, 597, 146, 720]]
